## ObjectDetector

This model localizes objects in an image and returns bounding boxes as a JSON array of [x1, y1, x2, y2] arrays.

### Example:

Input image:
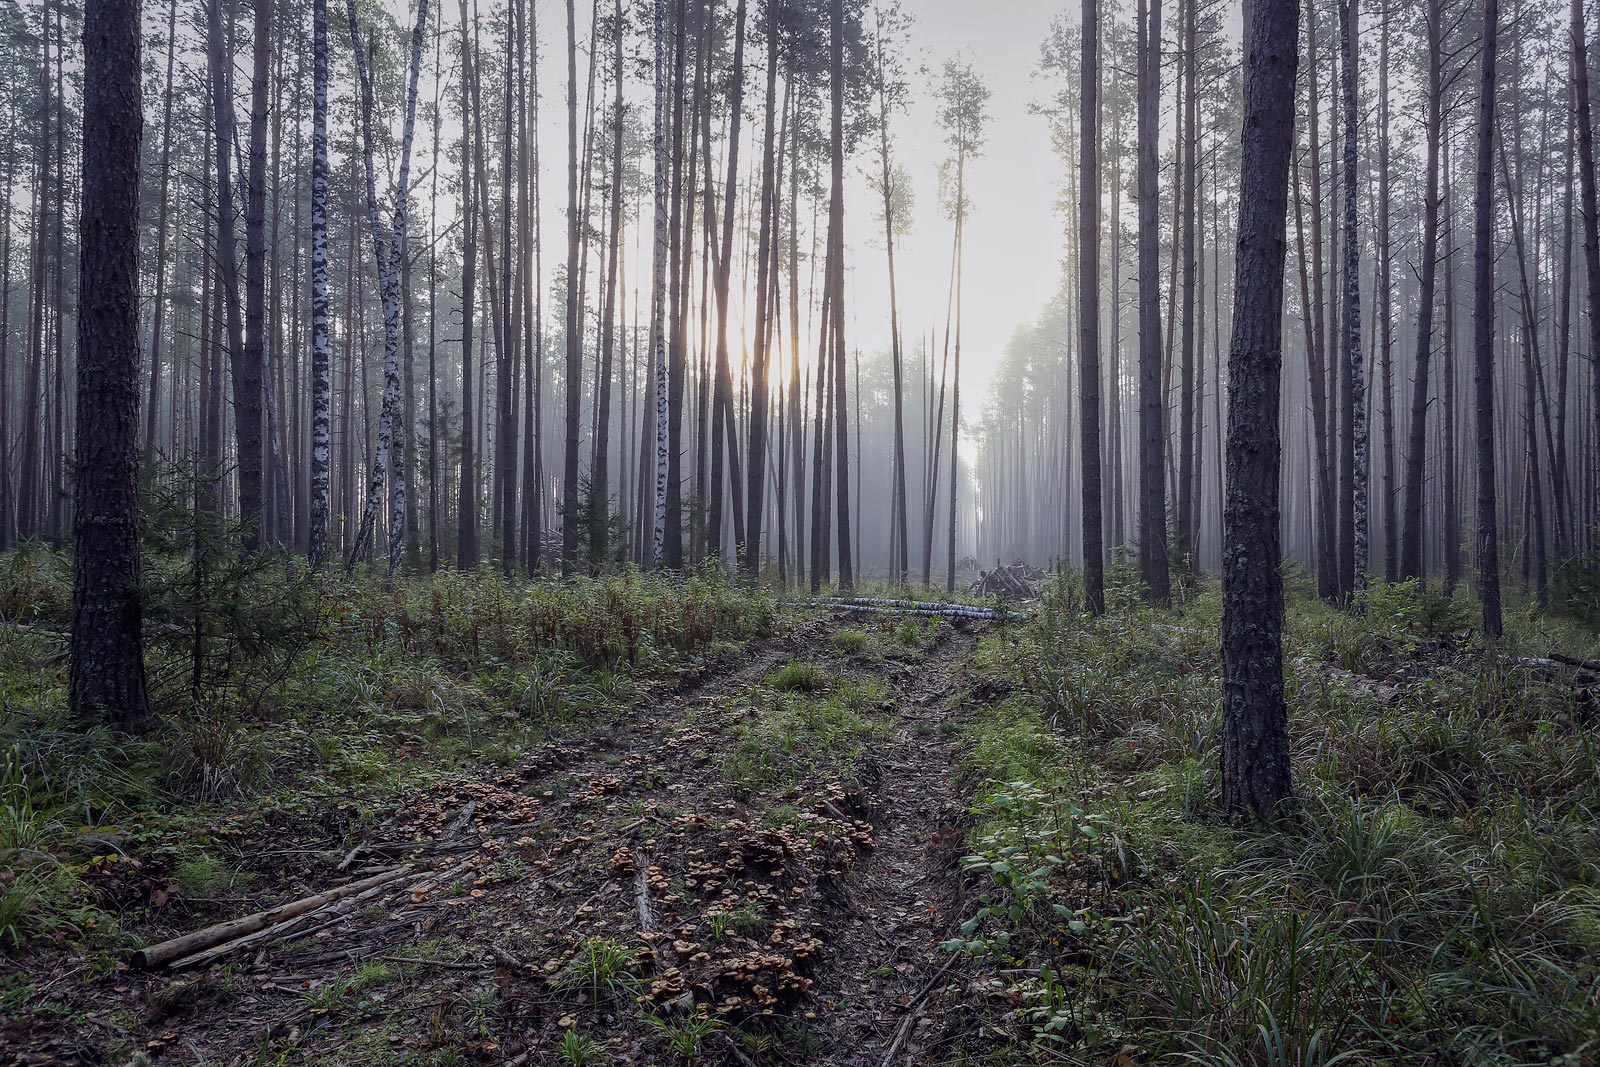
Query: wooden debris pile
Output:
[[968, 561, 1048, 600]]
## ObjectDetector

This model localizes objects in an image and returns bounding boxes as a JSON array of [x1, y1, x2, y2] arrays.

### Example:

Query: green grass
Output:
[[554, 936, 640, 1005], [725, 677, 888, 795], [950, 574, 1600, 1066], [0, 545, 775, 962], [829, 627, 871, 655], [765, 660, 829, 692]]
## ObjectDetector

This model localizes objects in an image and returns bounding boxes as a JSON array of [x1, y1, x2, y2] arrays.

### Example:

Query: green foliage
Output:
[[643, 1010, 723, 1061], [554, 937, 640, 1005], [955, 582, 1600, 1064], [557, 1029, 607, 1067], [829, 627, 871, 655], [765, 660, 828, 692], [724, 677, 887, 795], [0, 526, 772, 954]]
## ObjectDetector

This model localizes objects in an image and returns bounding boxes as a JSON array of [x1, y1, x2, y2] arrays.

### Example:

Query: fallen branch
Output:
[[131, 866, 412, 970], [634, 850, 656, 934], [788, 598, 1017, 621], [487, 945, 531, 971], [173, 869, 416, 970], [881, 952, 961, 1066]]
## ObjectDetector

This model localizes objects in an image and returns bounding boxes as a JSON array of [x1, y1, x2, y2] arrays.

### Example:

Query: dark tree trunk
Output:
[[1081, 0, 1105, 614], [1376, 8, 1396, 584], [1400, 0, 1443, 581], [144, 0, 178, 453], [744, 0, 778, 581], [711, 0, 748, 565], [72, 0, 151, 730], [1337, 0, 1364, 601], [1301, 3, 1337, 602], [1137, 0, 1171, 604], [456, 0, 480, 569], [1473, 0, 1502, 637], [244, 0, 273, 541], [1177, 0, 1198, 572], [1573, 0, 1600, 564], [590, 0, 624, 569], [829, 0, 852, 591], [208, 0, 260, 550], [308, 0, 331, 566], [562, 0, 582, 574], [1221, 0, 1299, 822]]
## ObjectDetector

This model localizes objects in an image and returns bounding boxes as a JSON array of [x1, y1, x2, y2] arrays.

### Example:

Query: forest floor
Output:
[[2, 570, 1013, 1066], [7, 554, 1600, 1067]]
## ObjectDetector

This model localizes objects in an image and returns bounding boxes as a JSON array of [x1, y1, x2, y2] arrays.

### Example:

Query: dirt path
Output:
[[805, 623, 979, 1066], [6, 612, 990, 1067]]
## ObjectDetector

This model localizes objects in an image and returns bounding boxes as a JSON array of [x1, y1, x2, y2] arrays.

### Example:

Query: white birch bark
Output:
[[650, 0, 669, 566], [345, 0, 428, 577], [307, 0, 331, 568]]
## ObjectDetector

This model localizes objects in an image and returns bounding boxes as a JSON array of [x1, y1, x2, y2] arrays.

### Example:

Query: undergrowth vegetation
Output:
[[954, 573, 1600, 1066], [0, 541, 775, 960]]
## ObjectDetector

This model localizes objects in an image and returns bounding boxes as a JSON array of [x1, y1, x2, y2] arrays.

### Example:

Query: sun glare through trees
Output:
[[4, 0, 1600, 1062]]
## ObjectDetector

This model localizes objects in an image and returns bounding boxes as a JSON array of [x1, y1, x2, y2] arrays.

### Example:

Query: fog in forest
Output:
[[7, 0, 1600, 1061]]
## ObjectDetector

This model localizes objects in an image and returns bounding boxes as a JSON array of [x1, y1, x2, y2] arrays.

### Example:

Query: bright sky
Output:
[[843, 0, 1068, 407], [409, 0, 1070, 412]]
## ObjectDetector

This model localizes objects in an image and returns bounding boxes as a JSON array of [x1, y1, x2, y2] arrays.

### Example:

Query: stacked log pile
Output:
[[968, 562, 1048, 601]]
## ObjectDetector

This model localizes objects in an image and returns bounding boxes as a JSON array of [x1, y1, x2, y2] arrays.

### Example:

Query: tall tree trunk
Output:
[[1442, 128, 1461, 592], [1222, 0, 1299, 822], [72, 0, 151, 730], [426, 0, 442, 571], [207, 0, 259, 549], [1302, 2, 1337, 601], [1573, 0, 1600, 562], [873, 18, 909, 588], [1177, 0, 1198, 572], [1337, 0, 1365, 601], [711, 0, 749, 565], [1137, 0, 1171, 604], [345, 0, 426, 576], [496, 0, 520, 575], [244, 0, 273, 541], [561, 0, 583, 574], [144, 0, 178, 454], [18, 0, 51, 540], [457, 0, 481, 569], [590, 0, 624, 569], [1375, 7, 1396, 583], [308, 0, 331, 567], [1474, 0, 1503, 636], [1081, 0, 1105, 614], [1400, 0, 1443, 581], [650, 0, 671, 566], [744, 0, 779, 581]]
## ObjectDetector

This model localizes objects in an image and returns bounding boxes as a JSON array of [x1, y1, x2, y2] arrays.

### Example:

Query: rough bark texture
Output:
[[1137, 0, 1171, 605], [207, 0, 259, 550], [1473, 0, 1502, 637], [1338, 0, 1365, 600], [650, 0, 670, 567], [1221, 0, 1299, 822], [308, 0, 331, 568], [71, 0, 150, 731], [1080, 0, 1106, 615], [1400, 0, 1442, 582], [562, 0, 582, 575], [1573, 0, 1600, 561]]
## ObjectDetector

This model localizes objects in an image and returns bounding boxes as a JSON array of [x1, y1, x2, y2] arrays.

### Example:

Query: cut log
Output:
[[130, 866, 412, 969], [634, 850, 656, 934]]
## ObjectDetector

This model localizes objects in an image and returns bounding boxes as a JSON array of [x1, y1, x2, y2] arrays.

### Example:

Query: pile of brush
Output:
[[968, 561, 1048, 600]]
